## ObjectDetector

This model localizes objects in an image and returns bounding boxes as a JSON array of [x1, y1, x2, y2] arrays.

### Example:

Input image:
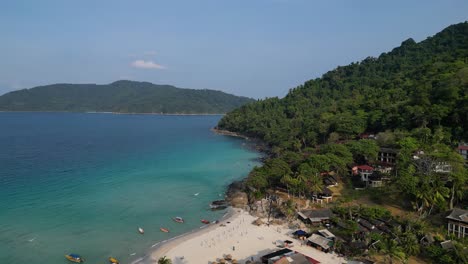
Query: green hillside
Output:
[[218, 22, 468, 147], [0, 80, 253, 114]]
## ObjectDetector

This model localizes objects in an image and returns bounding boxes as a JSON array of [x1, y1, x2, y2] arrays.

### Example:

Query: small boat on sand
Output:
[[160, 227, 170, 233], [65, 253, 84, 263], [173, 217, 184, 223], [201, 219, 210, 224], [109, 257, 119, 264], [138, 227, 144, 234]]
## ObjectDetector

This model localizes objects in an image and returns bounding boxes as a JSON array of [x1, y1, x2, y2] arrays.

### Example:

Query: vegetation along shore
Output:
[[211, 22, 468, 264]]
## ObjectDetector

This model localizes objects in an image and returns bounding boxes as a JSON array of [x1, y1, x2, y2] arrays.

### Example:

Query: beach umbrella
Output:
[[224, 254, 232, 260], [232, 259, 238, 264], [219, 258, 226, 263]]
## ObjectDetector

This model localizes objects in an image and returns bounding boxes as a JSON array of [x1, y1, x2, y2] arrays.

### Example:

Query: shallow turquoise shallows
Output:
[[0, 112, 260, 264]]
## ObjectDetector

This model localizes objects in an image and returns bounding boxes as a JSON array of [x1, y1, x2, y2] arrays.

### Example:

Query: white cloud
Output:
[[130, 60, 166, 70]]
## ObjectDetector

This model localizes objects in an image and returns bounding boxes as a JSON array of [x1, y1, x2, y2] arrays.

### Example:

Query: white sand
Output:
[[147, 209, 346, 264]]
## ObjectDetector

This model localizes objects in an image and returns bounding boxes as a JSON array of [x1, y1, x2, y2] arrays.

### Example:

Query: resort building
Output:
[[317, 229, 336, 240], [298, 208, 333, 225], [377, 148, 397, 165], [261, 249, 293, 263], [311, 187, 333, 204], [352, 165, 374, 182], [446, 208, 468, 238], [269, 253, 319, 264], [457, 144, 468, 161], [307, 234, 334, 253]]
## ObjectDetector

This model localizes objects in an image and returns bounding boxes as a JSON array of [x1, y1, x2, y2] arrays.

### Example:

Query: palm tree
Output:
[[307, 173, 324, 195], [158, 256, 172, 264], [379, 238, 406, 264], [399, 232, 420, 256]]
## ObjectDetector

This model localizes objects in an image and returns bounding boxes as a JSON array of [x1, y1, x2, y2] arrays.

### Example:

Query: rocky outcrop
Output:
[[226, 181, 249, 209]]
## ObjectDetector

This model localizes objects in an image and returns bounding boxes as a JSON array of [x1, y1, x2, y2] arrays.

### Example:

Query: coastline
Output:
[[139, 207, 346, 264], [134, 129, 265, 264], [133, 207, 239, 264]]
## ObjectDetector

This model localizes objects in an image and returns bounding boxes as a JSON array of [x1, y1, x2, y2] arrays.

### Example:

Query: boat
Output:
[[210, 205, 228, 211], [201, 219, 210, 224], [173, 217, 184, 223], [160, 227, 169, 233], [138, 227, 144, 234], [210, 200, 228, 210], [109, 257, 119, 264], [65, 254, 84, 263]]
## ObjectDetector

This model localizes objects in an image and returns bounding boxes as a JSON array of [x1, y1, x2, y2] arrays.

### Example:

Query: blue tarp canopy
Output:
[[69, 254, 81, 259], [293, 230, 307, 236]]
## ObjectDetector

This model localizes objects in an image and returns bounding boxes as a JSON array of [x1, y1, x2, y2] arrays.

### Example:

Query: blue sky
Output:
[[1, 0, 467, 98]]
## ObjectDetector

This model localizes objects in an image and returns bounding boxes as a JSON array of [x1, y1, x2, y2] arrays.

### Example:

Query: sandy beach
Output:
[[142, 208, 346, 264]]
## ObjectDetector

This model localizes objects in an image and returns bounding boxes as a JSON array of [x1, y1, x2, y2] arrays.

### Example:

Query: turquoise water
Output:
[[0, 113, 259, 264]]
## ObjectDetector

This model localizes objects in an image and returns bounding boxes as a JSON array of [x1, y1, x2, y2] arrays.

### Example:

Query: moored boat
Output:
[[160, 227, 169, 233], [210, 200, 228, 210], [138, 227, 144, 234], [201, 219, 210, 224], [65, 253, 84, 263], [173, 216, 184, 223], [109, 257, 119, 264]]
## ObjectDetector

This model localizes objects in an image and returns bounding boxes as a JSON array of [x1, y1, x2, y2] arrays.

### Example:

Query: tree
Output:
[[306, 173, 324, 195], [379, 238, 406, 264], [347, 139, 380, 164], [158, 256, 172, 264]]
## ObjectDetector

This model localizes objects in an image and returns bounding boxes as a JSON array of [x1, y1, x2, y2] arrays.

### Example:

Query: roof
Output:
[[446, 208, 468, 223], [379, 148, 398, 154], [275, 253, 319, 264], [358, 218, 375, 230], [308, 234, 333, 250], [261, 249, 293, 261], [318, 229, 335, 239], [293, 230, 308, 236], [357, 165, 374, 171], [458, 145, 468, 150], [440, 240, 454, 250], [300, 208, 333, 221]]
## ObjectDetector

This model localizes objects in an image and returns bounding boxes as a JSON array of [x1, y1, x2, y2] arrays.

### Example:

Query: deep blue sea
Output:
[[0, 112, 259, 264]]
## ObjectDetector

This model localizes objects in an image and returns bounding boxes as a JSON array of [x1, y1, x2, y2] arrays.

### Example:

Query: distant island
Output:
[[0, 80, 254, 114]]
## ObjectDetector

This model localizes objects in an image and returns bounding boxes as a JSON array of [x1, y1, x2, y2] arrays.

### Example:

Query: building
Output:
[[271, 253, 320, 264], [311, 187, 333, 204], [434, 161, 452, 173], [317, 229, 336, 240], [352, 165, 374, 182], [298, 208, 334, 225], [378, 148, 397, 165], [446, 208, 468, 238], [458, 144, 468, 160], [261, 249, 293, 263], [307, 234, 334, 252], [368, 173, 383, 188]]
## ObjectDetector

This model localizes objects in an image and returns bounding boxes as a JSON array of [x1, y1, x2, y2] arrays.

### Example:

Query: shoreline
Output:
[[134, 130, 264, 264], [140, 208, 346, 264], [133, 207, 239, 264]]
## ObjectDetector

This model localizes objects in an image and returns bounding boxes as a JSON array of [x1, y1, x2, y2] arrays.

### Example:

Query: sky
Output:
[[1, 0, 467, 99]]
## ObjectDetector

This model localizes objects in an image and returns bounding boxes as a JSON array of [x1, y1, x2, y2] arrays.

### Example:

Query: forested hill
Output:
[[218, 22, 468, 148], [0, 80, 254, 114]]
